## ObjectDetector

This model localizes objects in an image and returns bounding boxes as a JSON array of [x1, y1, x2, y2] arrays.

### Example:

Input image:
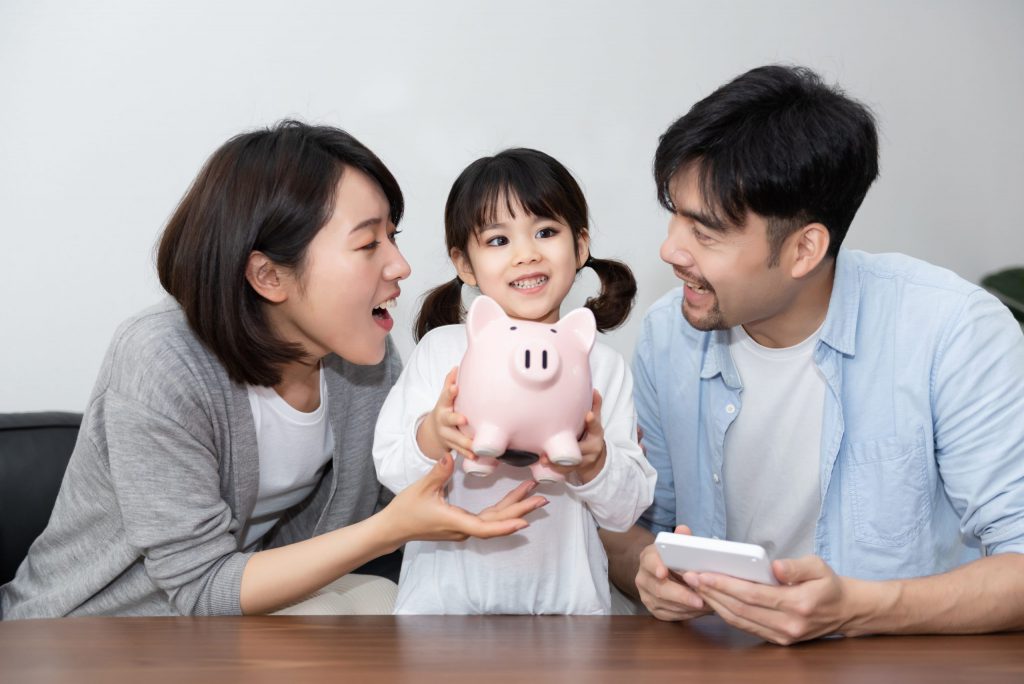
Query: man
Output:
[[602, 65, 1024, 644]]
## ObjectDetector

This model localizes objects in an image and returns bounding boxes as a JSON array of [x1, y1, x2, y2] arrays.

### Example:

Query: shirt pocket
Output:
[[844, 430, 931, 547]]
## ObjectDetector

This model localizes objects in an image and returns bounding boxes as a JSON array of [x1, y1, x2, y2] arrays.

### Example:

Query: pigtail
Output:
[[583, 256, 637, 332], [414, 277, 466, 341]]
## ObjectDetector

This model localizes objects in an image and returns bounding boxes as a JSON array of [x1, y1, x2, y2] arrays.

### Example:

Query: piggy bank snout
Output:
[[509, 341, 560, 386]]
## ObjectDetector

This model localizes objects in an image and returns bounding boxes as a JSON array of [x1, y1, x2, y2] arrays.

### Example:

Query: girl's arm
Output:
[[373, 330, 465, 493], [565, 348, 657, 532]]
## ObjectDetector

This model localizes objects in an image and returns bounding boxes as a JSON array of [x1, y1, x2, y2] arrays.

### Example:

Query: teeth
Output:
[[685, 281, 709, 294], [511, 276, 548, 289], [373, 297, 397, 311]]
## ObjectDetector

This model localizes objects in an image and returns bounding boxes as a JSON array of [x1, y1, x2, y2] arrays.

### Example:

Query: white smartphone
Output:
[[655, 532, 779, 585]]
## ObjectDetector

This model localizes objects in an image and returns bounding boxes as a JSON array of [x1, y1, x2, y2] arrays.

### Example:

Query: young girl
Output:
[[373, 148, 657, 614]]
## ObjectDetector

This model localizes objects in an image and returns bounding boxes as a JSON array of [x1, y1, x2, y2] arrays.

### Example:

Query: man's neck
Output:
[[742, 260, 836, 348]]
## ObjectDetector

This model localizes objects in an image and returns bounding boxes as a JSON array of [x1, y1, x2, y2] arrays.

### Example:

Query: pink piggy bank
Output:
[[454, 295, 596, 483]]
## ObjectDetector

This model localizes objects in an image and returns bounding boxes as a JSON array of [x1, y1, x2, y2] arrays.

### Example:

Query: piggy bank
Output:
[[454, 295, 596, 483]]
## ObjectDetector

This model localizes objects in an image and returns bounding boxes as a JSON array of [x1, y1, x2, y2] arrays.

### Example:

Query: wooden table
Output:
[[1, 615, 1022, 683]]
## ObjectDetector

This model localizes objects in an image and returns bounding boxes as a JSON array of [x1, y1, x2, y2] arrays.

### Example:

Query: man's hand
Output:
[[636, 525, 713, 621], [684, 555, 860, 645]]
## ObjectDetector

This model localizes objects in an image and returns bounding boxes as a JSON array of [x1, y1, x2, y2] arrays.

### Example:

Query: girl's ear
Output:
[[557, 307, 597, 352], [575, 230, 591, 270], [450, 248, 478, 287], [245, 251, 289, 303], [466, 295, 506, 339]]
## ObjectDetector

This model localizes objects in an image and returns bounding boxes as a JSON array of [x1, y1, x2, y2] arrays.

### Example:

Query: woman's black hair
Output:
[[157, 120, 403, 386], [414, 148, 636, 340]]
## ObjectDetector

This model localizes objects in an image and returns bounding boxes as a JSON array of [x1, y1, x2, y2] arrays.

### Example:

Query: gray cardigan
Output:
[[0, 300, 400, 619]]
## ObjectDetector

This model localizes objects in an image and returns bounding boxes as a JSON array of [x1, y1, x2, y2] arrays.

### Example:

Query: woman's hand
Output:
[[381, 452, 548, 544], [540, 390, 608, 484], [416, 367, 478, 461]]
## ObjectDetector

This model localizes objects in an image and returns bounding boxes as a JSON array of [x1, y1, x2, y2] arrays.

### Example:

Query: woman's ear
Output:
[[789, 223, 831, 280], [450, 248, 478, 287], [576, 230, 591, 270], [245, 251, 289, 303]]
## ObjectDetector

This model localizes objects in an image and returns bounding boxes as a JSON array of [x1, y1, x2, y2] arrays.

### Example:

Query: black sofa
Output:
[[0, 412, 81, 585]]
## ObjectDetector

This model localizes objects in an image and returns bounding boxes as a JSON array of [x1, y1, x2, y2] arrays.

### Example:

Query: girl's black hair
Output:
[[414, 148, 636, 340]]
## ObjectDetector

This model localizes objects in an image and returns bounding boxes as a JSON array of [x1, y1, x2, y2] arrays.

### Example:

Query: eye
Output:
[[485, 235, 509, 247], [359, 240, 380, 251], [536, 227, 558, 239], [692, 226, 713, 244], [388, 229, 402, 243]]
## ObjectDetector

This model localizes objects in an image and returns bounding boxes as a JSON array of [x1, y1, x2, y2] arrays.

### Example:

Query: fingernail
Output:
[[538, 497, 549, 507], [690, 597, 704, 609]]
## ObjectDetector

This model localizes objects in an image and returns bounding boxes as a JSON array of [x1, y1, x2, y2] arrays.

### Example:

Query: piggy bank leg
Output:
[[462, 454, 498, 478], [470, 423, 510, 460], [529, 462, 564, 484], [543, 431, 583, 467]]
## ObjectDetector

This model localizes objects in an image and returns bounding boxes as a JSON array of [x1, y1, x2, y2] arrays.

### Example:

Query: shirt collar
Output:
[[818, 248, 860, 357]]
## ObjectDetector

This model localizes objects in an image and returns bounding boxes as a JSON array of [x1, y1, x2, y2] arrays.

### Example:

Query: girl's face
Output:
[[452, 195, 588, 324], [272, 168, 411, 365]]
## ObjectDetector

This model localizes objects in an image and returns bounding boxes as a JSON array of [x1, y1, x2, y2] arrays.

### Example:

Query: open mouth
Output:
[[683, 279, 711, 295], [510, 275, 548, 290], [372, 297, 397, 329]]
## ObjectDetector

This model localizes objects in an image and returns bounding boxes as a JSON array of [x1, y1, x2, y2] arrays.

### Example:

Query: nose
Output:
[[513, 242, 541, 266], [384, 240, 411, 281], [660, 218, 695, 268]]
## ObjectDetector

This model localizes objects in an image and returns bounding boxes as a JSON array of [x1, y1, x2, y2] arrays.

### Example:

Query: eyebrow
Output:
[[349, 217, 383, 233], [677, 207, 725, 231]]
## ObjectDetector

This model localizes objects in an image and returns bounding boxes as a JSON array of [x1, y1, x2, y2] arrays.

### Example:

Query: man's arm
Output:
[[685, 552, 1024, 645], [599, 525, 653, 601]]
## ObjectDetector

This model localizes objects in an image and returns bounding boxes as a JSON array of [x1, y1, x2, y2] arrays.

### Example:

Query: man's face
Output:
[[659, 169, 795, 332]]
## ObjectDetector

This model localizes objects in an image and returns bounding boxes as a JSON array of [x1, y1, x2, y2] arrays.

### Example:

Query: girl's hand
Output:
[[540, 390, 608, 484], [383, 453, 548, 543], [416, 367, 477, 461]]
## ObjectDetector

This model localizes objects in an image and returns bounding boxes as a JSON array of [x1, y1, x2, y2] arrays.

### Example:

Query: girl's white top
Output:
[[373, 324, 656, 614]]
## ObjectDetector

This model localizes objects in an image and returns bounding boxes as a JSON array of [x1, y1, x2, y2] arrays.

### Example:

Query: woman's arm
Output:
[[241, 454, 545, 613]]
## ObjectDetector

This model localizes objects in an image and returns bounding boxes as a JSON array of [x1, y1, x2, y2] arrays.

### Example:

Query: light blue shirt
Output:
[[635, 249, 1024, 580]]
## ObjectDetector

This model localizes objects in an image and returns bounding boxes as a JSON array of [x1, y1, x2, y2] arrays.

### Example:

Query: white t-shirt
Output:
[[722, 323, 825, 560], [241, 367, 335, 551], [373, 324, 657, 615]]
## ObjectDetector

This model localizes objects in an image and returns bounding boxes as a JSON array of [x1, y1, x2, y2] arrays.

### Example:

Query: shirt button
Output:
[[725, 404, 736, 414], [713, 473, 721, 484]]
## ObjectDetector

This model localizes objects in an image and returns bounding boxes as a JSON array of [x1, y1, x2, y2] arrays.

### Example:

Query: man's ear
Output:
[[789, 223, 831, 279], [245, 251, 289, 303], [450, 248, 477, 287]]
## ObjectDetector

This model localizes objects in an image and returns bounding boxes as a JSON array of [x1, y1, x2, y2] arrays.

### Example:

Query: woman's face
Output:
[[273, 168, 411, 365]]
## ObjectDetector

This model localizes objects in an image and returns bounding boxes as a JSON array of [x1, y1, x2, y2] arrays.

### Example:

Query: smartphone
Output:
[[655, 532, 779, 585]]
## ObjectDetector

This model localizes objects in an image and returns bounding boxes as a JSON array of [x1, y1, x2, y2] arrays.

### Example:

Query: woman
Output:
[[0, 121, 545, 619]]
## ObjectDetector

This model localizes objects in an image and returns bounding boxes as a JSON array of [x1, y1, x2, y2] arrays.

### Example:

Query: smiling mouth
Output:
[[683, 280, 711, 295], [511, 275, 548, 290]]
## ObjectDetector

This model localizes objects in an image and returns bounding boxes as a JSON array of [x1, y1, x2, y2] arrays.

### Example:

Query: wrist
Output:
[[367, 504, 412, 553], [840, 577, 901, 637], [415, 414, 445, 460], [576, 444, 608, 484]]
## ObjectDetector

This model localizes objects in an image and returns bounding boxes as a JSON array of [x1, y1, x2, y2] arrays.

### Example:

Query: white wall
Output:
[[2, 0, 1022, 412]]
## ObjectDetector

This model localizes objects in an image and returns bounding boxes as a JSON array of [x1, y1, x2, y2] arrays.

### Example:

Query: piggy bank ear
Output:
[[466, 295, 507, 339], [557, 307, 596, 352]]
